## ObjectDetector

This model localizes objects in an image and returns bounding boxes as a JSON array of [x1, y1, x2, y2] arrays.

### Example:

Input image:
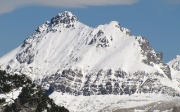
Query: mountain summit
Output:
[[51, 11, 78, 26], [0, 11, 180, 111]]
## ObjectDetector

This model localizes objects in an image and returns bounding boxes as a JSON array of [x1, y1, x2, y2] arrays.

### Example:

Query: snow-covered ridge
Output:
[[167, 55, 180, 88], [168, 55, 180, 71]]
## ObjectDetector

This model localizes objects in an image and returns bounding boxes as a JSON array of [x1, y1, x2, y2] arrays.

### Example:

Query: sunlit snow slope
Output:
[[0, 12, 170, 79]]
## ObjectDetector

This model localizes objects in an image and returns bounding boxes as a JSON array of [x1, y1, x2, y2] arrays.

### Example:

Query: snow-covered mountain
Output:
[[0, 11, 180, 112], [168, 55, 180, 88]]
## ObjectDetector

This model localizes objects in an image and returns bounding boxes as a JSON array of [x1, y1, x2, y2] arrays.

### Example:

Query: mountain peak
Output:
[[50, 11, 78, 26], [0, 11, 179, 100], [175, 54, 180, 59], [59, 11, 75, 17]]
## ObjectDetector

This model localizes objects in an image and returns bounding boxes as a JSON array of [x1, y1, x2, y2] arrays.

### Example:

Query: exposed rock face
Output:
[[172, 61, 180, 71], [51, 11, 78, 26], [136, 36, 172, 79], [160, 63, 172, 79], [42, 68, 179, 96]]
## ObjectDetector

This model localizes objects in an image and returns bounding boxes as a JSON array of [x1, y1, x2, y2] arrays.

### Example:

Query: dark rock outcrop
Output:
[[42, 69, 178, 97]]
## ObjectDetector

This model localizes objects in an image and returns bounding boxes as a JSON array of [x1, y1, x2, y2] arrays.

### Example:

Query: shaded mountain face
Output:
[[0, 11, 179, 96]]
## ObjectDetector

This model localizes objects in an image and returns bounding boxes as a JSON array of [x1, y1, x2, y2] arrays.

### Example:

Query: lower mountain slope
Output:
[[50, 92, 180, 112]]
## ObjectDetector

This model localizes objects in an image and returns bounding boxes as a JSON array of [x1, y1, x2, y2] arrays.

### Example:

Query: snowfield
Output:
[[50, 92, 180, 112]]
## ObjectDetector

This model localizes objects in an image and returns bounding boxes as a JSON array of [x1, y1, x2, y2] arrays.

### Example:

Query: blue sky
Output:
[[0, 0, 179, 62]]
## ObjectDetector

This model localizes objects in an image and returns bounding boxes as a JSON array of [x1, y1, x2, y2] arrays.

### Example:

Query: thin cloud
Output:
[[0, 0, 139, 14], [164, 0, 180, 4], [171, 0, 180, 4]]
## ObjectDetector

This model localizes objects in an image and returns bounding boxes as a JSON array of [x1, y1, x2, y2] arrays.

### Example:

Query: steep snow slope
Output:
[[0, 20, 151, 79], [0, 12, 170, 79]]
